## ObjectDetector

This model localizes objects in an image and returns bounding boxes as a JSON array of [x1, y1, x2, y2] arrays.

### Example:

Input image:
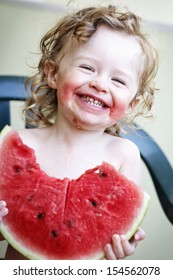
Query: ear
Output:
[[125, 97, 140, 115], [43, 60, 57, 89], [129, 96, 140, 110]]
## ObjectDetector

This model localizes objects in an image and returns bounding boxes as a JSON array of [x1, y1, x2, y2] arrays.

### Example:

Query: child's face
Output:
[[49, 26, 143, 131]]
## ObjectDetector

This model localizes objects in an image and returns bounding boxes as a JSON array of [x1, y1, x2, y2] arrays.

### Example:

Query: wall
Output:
[[0, 1, 173, 259]]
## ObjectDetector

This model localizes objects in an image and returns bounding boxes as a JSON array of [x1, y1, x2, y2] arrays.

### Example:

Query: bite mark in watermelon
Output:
[[0, 126, 150, 259]]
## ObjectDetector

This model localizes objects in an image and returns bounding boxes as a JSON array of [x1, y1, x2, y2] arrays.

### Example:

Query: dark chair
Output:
[[0, 75, 173, 224], [120, 126, 173, 225], [0, 75, 27, 130]]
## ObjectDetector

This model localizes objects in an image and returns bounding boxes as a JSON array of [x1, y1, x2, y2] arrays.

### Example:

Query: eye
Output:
[[112, 78, 126, 86], [80, 65, 94, 72]]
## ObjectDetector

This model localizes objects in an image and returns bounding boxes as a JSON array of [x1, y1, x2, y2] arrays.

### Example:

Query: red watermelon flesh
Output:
[[0, 126, 150, 259]]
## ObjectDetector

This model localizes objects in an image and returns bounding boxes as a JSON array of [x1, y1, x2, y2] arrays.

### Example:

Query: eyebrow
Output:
[[74, 55, 97, 63]]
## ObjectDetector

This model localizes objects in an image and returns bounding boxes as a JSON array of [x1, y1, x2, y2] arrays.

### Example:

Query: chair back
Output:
[[121, 125, 173, 224], [0, 75, 27, 130]]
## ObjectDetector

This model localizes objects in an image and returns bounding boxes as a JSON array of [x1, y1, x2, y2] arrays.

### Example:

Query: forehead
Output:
[[58, 25, 143, 57], [69, 27, 143, 72], [81, 26, 143, 58]]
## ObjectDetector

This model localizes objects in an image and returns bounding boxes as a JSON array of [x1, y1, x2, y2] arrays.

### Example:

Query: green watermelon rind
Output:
[[0, 192, 150, 260], [0, 221, 105, 259], [0, 125, 150, 259], [0, 125, 12, 144], [126, 191, 150, 240]]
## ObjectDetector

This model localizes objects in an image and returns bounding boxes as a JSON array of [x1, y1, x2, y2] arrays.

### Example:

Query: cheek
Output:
[[57, 71, 79, 104], [57, 82, 73, 104], [110, 102, 128, 121]]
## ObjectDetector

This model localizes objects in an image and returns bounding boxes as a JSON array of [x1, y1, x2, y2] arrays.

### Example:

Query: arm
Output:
[[119, 139, 142, 185], [104, 139, 144, 260]]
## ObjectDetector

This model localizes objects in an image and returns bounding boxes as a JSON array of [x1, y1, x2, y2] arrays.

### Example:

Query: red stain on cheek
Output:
[[58, 93, 69, 103], [57, 85, 72, 103], [110, 105, 126, 121]]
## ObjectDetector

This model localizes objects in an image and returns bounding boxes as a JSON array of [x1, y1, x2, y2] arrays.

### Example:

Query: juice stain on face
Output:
[[72, 118, 81, 129], [109, 103, 128, 123]]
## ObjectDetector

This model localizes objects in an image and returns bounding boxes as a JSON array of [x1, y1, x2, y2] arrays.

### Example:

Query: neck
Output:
[[51, 117, 105, 149]]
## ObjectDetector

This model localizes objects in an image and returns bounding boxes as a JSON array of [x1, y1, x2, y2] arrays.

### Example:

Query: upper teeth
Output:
[[81, 95, 105, 108]]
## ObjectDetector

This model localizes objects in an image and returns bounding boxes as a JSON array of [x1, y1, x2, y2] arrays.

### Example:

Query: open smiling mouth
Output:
[[78, 95, 108, 109]]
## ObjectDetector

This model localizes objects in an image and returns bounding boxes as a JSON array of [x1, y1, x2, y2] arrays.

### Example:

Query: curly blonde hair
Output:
[[24, 5, 158, 135]]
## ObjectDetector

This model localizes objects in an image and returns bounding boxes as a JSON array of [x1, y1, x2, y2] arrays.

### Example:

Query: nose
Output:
[[89, 80, 109, 94]]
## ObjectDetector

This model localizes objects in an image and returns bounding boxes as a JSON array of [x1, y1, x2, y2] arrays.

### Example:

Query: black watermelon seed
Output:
[[90, 200, 98, 207], [37, 212, 45, 220], [13, 165, 22, 173], [99, 171, 107, 177], [50, 230, 58, 238]]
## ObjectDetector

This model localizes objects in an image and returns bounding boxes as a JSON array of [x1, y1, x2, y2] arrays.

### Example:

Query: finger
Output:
[[104, 243, 118, 260], [128, 228, 145, 249], [111, 234, 126, 259], [133, 228, 146, 241], [0, 207, 8, 217], [0, 201, 7, 209], [121, 235, 136, 256]]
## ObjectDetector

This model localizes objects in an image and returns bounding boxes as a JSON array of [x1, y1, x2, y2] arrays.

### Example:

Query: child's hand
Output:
[[0, 200, 8, 223], [104, 228, 145, 260], [0, 200, 8, 241]]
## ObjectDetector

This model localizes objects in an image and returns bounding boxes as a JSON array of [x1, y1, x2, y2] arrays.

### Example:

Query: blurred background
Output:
[[0, 0, 173, 259]]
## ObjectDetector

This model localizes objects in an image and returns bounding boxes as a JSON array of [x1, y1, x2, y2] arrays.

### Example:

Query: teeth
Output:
[[81, 95, 105, 108]]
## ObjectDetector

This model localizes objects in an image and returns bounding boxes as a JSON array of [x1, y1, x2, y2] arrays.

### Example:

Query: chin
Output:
[[72, 118, 107, 131]]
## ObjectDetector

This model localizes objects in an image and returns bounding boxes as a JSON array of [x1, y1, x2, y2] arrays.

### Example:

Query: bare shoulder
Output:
[[119, 138, 141, 185], [118, 137, 140, 158], [17, 127, 50, 150], [105, 134, 141, 185], [106, 133, 140, 159], [17, 127, 39, 142]]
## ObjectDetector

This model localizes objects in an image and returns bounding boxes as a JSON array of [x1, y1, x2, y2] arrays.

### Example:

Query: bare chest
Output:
[[34, 143, 121, 180]]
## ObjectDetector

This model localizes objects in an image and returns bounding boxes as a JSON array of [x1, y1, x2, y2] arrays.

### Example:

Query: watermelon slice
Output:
[[0, 126, 150, 259]]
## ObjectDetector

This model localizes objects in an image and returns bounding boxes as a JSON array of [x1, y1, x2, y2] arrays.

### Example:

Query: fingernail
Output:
[[135, 234, 140, 240], [121, 234, 126, 240], [105, 244, 110, 251], [0, 201, 6, 207], [113, 234, 119, 241]]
